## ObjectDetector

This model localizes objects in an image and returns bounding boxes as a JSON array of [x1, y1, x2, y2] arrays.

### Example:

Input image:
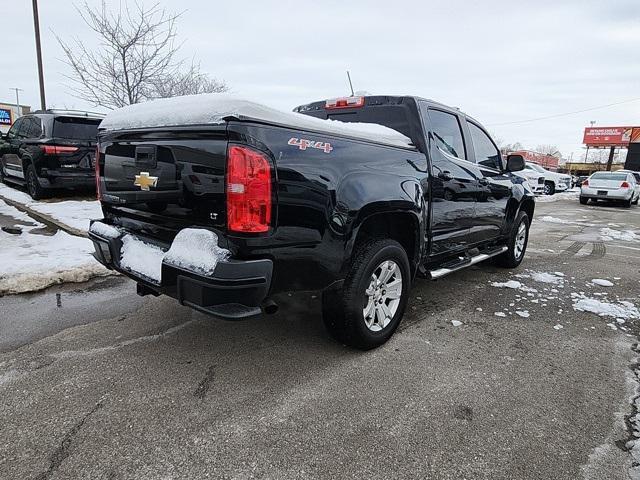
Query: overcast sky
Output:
[[3, 0, 639, 158]]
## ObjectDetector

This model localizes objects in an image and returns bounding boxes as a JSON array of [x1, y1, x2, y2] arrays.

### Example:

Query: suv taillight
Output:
[[95, 146, 102, 200], [41, 145, 78, 155], [226, 145, 272, 233]]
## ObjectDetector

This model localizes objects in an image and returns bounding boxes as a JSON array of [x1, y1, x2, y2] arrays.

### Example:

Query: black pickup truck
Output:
[[89, 94, 534, 349]]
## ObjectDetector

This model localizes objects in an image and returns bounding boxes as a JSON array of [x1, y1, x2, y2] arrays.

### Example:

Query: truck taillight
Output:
[[41, 145, 78, 155], [621, 181, 630, 188], [226, 145, 272, 233], [325, 96, 365, 109], [95, 146, 102, 200]]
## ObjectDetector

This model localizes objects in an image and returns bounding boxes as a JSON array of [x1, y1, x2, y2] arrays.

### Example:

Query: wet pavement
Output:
[[1, 197, 639, 479]]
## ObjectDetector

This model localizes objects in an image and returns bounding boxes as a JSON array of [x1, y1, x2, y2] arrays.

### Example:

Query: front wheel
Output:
[[322, 238, 410, 350], [544, 181, 555, 195], [495, 211, 530, 268]]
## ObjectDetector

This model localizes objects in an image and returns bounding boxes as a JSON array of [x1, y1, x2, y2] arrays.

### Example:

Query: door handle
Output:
[[438, 171, 453, 181]]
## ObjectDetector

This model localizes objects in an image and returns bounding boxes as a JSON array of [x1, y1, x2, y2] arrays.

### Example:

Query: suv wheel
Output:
[[544, 181, 555, 195], [26, 164, 46, 200], [322, 238, 410, 350], [495, 211, 529, 268]]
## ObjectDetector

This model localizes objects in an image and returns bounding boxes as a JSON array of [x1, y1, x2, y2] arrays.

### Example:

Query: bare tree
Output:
[[535, 144, 561, 158], [57, 1, 228, 109], [499, 142, 524, 156]]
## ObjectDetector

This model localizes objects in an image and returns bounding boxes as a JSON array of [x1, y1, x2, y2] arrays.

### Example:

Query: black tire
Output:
[[26, 164, 46, 200], [544, 181, 555, 196], [579, 196, 588, 205], [495, 211, 530, 268], [322, 238, 411, 350], [632, 196, 639, 206], [0, 161, 5, 184], [623, 198, 632, 209]]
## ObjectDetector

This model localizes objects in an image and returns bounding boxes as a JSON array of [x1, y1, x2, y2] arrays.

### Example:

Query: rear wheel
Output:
[[26, 164, 46, 200], [633, 195, 639, 206], [495, 211, 529, 268], [579, 196, 588, 205], [623, 197, 632, 209], [322, 238, 410, 350]]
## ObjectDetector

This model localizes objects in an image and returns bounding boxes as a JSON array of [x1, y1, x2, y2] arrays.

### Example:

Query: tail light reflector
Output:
[[621, 181, 630, 188], [95, 146, 102, 200], [226, 145, 272, 233], [582, 180, 589, 186], [325, 96, 365, 110], [41, 145, 78, 155]]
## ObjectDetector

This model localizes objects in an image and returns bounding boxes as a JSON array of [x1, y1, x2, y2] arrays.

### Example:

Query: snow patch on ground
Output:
[[0, 200, 110, 294], [535, 190, 579, 203], [0, 184, 101, 232], [100, 94, 414, 149], [600, 227, 639, 242], [572, 294, 640, 320], [491, 280, 522, 289], [494, 312, 506, 317], [591, 279, 614, 287], [451, 320, 463, 327]]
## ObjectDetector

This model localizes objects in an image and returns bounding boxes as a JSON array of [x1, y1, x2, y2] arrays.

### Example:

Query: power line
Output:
[[486, 97, 640, 127]]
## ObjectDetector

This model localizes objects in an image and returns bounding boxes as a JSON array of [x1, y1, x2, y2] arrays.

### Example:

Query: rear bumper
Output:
[[88, 223, 273, 319], [580, 187, 632, 200], [40, 168, 95, 188]]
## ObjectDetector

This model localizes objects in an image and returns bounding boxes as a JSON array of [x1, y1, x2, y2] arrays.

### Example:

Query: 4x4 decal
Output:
[[288, 137, 333, 154]]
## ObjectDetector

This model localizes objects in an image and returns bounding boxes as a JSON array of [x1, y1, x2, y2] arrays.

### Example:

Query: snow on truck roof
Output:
[[99, 94, 414, 149]]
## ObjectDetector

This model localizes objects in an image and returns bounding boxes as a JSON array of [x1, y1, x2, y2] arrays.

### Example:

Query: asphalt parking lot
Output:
[[1, 196, 640, 480]]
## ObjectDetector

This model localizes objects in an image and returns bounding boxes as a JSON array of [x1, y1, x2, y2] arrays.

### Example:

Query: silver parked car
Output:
[[580, 171, 640, 208]]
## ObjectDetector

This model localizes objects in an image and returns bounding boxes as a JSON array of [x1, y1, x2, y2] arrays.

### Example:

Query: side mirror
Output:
[[506, 154, 525, 172]]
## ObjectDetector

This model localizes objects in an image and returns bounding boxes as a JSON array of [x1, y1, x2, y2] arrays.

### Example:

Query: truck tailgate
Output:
[[97, 127, 228, 235]]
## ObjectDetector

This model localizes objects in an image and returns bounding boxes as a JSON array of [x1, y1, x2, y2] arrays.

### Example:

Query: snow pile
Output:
[[89, 221, 120, 239], [164, 228, 230, 276], [0, 184, 101, 232], [99, 94, 414, 149], [600, 227, 639, 242], [119, 235, 165, 283], [538, 216, 565, 224], [0, 200, 110, 294], [494, 312, 507, 317], [516, 270, 564, 286], [572, 294, 639, 320], [591, 279, 614, 287], [120, 228, 231, 283], [535, 190, 579, 203], [451, 320, 463, 327], [491, 280, 522, 289]]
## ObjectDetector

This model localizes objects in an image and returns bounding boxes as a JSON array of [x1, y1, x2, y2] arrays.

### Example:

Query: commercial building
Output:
[[0, 102, 31, 134]]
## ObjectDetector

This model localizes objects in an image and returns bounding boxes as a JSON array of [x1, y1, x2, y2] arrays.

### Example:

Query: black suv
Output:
[[0, 110, 103, 199]]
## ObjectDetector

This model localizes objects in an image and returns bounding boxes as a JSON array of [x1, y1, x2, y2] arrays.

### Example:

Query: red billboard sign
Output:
[[583, 126, 633, 146]]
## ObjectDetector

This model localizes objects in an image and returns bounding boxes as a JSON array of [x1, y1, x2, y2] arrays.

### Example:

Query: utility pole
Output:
[[32, 0, 46, 110], [10, 88, 24, 119]]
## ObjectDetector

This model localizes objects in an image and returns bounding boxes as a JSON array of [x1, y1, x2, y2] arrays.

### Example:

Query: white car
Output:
[[514, 169, 545, 195], [580, 171, 640, 208], [523, 162, 571, 195]]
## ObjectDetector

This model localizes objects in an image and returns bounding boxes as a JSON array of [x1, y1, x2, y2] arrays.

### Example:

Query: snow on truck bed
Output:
[[99, 94, 414, 149]]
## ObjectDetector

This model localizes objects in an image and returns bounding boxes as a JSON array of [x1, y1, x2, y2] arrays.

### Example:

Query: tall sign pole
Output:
[[10, 88, 24, 119], [32, 0, 46, 110]]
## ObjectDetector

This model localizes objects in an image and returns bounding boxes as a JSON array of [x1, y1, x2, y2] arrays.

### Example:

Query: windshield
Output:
[[590, 172, 627, 181], [52, 117, 100, 141], [526, 163, 545, 173]]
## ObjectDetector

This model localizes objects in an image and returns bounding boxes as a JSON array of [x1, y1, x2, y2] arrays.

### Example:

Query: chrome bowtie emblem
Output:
[[134, 172, 158, 191]]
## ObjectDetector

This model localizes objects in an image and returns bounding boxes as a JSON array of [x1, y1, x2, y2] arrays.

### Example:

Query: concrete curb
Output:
[[0, 194, 88, 238]]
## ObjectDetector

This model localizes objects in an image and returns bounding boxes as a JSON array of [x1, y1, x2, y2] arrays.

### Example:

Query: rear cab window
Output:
[[52, 117, 101, 141]]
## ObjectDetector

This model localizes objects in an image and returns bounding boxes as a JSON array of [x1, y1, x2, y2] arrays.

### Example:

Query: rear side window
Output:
[[428, 109, 466, 159], [468, 122, 501, 169], [590, 172, 627, 181], [22, 117, 43, 138], [52, 117, 100, 141]]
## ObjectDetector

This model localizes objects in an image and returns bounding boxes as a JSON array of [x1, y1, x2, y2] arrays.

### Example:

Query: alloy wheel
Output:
[[363, 260, 403, 332]]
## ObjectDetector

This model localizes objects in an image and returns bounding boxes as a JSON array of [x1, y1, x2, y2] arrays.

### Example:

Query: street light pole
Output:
[[10, 88, 24, 119], [31, 0, 46, 110]]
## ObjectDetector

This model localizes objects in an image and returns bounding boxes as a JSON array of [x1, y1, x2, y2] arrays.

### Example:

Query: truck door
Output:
[[465, 120, 510, 243], [422, 106, 476, 257]]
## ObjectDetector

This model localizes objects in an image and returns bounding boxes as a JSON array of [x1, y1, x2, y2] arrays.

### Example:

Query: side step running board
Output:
[[429, 246, 508, 280]]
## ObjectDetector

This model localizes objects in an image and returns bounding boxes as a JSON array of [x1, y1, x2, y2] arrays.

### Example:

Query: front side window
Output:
[[428, 109, 466, 159], [468, 122, 501, 169]]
